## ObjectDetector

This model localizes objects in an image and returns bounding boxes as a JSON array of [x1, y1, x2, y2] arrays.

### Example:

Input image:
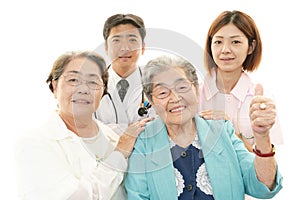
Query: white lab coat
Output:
[[15, 111, 127, 200], [95, 66, 156, 135]]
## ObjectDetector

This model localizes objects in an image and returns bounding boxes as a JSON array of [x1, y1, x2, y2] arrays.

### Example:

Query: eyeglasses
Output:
[[61, 74, 103, 90], [151, 80, 193, 99]]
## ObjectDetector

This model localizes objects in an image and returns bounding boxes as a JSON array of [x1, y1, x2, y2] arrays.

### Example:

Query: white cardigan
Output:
[[15, 111, 127, 200]]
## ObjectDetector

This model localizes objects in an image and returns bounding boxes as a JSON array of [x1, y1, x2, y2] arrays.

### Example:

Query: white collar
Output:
[[108, 66, 142, 91], [203, 70, 254, 102]]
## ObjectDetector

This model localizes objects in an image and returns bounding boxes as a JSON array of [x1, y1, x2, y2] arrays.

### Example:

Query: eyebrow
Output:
[[65, 70, 100, 78], [213, 35, 244, 39], [110, 33, 139, 39], [153, 78, 187, 87]]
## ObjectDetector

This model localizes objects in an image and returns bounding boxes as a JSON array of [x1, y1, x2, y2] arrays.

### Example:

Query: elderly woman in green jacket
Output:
[[125, 55, 282, 200]]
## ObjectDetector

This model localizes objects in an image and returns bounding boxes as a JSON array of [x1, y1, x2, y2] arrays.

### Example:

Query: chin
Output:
[[72, 108, 93, 116]]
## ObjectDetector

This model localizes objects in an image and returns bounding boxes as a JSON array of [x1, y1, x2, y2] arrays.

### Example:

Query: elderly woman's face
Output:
[[151, 67, 199, 126], [52, 57, 104, 117]]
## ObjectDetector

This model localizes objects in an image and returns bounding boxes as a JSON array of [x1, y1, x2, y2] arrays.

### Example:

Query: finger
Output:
[[143, 116, 155, 122], [199, 110, 213, 115], [254, 83, 264, 96], [139, 121, 147, 127], [250, 109, 276, 121], [199, 113, 212, 119]]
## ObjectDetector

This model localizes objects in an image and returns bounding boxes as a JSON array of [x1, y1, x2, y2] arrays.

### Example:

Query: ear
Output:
[[52, 79, 58, 98], [105, 42, 108, 55], [141, 42, 145, 55], [248, 39, 256, 55]]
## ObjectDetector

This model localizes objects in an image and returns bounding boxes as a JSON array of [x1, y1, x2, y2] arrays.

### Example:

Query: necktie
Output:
[[117, 79, 129, 102]]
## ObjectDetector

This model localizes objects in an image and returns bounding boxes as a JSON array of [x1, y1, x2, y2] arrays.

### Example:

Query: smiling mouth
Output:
[[71, 99, 91, 104], [220, 58, 234, 61], [119, 55, 132, 59], [169, 106, 186, 113]]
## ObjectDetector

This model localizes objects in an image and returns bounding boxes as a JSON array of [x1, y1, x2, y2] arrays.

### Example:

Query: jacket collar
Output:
[[144, 115, 225, 199], [148, 115, 223, 163]]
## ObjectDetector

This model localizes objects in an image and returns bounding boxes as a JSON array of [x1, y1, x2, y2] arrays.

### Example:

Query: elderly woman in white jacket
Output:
[[15, 51, 152, 200]]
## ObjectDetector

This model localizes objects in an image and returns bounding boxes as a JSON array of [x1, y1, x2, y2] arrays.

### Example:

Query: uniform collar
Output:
[[203, 70, 254, 102], [231, 72, 254, 102], [108, 66, 142, 91]]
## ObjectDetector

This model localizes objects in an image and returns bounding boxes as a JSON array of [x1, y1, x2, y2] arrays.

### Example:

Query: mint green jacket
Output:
[[125, 115, 283, 200]]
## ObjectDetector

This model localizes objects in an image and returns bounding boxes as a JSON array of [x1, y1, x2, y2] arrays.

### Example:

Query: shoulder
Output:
[[240, 72, 255, 88], [142, 118, 166, 137], [98, 94, 112, 109], [134, 118, 168, 149], [17, 112, 66, 143], [200, 71, 219, 100], [195, 115, 235, 137], [14, 125, 58, 160]]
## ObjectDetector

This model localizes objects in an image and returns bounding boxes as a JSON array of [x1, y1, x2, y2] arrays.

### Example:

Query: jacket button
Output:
[[181, 151, 187, 157], [187, 184, 193, 191]]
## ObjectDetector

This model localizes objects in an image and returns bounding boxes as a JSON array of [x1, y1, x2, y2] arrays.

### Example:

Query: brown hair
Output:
[[204, 10, 262, 74], [46, 51, 108, 96], [103, 14, 146, 42]]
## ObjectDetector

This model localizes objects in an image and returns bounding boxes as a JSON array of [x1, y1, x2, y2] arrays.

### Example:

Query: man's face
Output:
[[105, 24, 145, 74]]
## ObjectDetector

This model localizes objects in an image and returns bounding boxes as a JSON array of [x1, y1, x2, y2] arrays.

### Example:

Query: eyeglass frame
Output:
[[60, 74, 104, 90], [151, 80, 194, 99]]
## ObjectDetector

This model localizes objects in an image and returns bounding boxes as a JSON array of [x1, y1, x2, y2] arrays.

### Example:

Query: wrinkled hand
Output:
[[125, 117, 155, 138], [250, 84, 276, 136], [200, 110, 230, 121], [116, 117, 155, 158]]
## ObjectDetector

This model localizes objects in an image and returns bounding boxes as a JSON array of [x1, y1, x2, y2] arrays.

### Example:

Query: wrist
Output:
[[253, 144, 276, 157], [116, 134, 137, 158]]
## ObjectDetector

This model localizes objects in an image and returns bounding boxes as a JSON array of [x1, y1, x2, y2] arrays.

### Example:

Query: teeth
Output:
[[170, 106, 185, 113], [72, 100, 90, 104]]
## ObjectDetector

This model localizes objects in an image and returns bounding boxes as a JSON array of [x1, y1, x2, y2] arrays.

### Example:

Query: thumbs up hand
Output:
[[250, 84, 276, 136], [254, 83, 264, 96]]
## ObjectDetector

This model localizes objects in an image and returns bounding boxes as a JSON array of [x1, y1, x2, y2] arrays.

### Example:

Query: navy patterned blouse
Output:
[[169, 135, 215, 200]]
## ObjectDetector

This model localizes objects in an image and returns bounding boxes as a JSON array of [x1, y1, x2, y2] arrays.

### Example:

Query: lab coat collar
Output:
[[108, 66, 142, 91]]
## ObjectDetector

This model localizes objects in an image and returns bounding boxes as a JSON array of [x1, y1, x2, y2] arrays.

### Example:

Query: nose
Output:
[[221, 41, 231, 54], [120, 41, 130, 51], [77, 81, 90, 94], [169, 89, 182, 102]]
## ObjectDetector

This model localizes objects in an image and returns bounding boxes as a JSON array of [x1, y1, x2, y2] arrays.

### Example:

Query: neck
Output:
[[167, 118, 196, 145], [58, 111, 97, 138], [216, 69, 242, 94], [112, 63, 137, 78]]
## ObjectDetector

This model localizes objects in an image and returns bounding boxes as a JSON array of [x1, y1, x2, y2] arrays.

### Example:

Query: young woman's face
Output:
[[211, 23, 253, 73], [52, 57, 104, 117], [151, 67, 199, 126]]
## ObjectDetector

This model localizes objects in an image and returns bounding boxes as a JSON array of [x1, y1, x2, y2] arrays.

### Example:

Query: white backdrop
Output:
[[1, 0, 298, 199]]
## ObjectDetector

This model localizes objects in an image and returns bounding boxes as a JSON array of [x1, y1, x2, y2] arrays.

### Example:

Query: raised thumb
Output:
[[254, 83, 264, 96]]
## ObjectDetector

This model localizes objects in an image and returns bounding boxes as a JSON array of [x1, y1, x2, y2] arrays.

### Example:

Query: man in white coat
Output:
[[95, 14, 155, 135]]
